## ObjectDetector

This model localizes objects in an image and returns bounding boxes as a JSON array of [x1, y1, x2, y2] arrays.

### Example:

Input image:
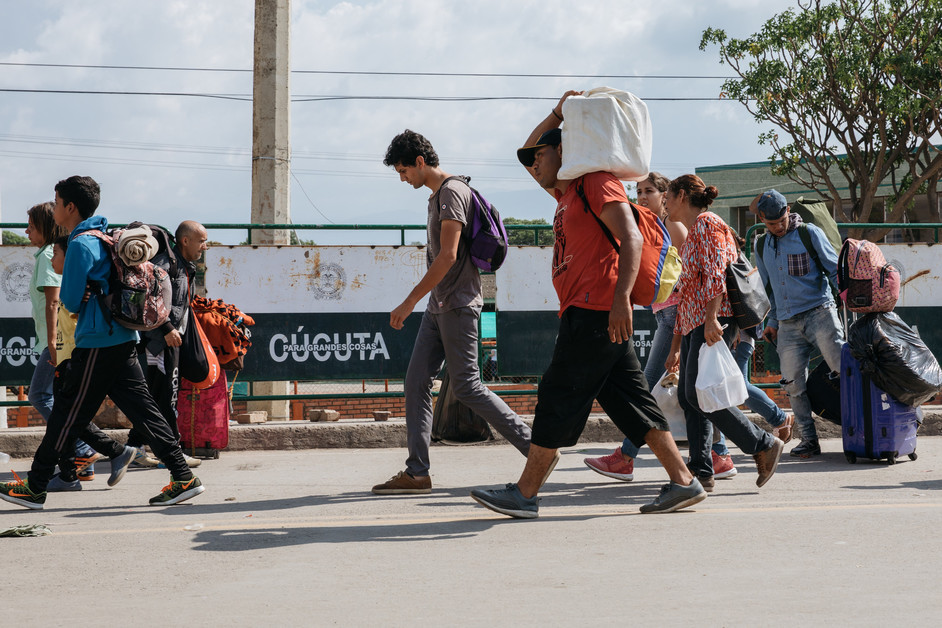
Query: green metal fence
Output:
[[2, 221, 938, 406]]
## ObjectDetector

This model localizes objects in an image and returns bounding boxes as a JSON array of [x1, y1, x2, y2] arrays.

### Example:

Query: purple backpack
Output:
[[440, 177, 509, 272], [466, 185, 509, 272]]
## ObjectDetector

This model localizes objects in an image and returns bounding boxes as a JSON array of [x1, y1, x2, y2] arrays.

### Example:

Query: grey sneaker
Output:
[[131, 447, 160, 468], [470, 483, 539, 519], [108, 446, 137, 487], [47, 474, 82, 492], [640, 478, 707, 514]]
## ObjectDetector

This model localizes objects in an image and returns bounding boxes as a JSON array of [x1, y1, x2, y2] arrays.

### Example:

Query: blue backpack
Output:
[[442, 177, 509, 272]]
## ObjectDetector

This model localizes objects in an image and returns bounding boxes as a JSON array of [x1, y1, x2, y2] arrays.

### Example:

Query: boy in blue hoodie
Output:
[[0, 176, 205, 510]]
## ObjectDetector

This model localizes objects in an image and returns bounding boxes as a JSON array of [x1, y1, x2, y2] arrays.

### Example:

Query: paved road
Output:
[[2, 437, 940, 626]]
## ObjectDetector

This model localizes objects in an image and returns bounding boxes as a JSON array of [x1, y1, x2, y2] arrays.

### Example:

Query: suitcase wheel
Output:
[[886, 453, 896, 465], [845, 452, 857, 464], [908, 452, 917, 461]]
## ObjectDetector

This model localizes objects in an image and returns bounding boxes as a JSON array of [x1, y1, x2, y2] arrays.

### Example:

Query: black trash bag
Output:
[[848, 311, 942, 407], [430, 367, 494, 443]]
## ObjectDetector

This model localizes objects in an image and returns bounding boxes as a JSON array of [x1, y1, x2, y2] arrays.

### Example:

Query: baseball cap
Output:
[[756, 189, 788, 220], [516, 128, 562, 167]]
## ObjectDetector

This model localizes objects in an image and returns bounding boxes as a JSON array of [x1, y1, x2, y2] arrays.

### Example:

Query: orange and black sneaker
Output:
[[75, 453, 103, 481], [148, 476, 204, 506], [0, 472, 47, 510]]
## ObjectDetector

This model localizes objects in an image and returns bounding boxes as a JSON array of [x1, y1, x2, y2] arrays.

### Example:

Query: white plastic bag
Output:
[[558, 86, 653, 182], [695, 341, 747, 414], [651, 371, 686, 441]]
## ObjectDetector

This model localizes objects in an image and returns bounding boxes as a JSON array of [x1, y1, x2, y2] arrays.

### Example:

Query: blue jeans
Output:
[[776, 304, 845, 442], [677, 320, 776, 478], [619, 305, 678, 458], [736, 340, 788, 427], [711, 341, 790, 458], [29, 348, 94, 458]]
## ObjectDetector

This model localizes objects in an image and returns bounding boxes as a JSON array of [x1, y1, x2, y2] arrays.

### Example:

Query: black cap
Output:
[[516, 128, 562, 167]]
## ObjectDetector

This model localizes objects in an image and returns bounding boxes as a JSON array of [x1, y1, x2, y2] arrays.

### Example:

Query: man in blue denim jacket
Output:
[[754, 189, 844, 458]]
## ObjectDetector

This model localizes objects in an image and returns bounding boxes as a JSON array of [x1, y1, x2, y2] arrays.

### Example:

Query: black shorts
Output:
[[531, 307, 668, 449]]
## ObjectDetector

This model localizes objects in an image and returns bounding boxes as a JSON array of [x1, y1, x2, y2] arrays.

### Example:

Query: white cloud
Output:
[[1, 0, 802, 241]]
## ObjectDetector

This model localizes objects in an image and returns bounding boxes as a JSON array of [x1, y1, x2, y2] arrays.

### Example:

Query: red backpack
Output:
[[837, 239, 900, 313]]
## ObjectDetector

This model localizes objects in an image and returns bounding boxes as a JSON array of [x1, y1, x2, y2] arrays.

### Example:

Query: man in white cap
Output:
[[753, 189, 844, 458]]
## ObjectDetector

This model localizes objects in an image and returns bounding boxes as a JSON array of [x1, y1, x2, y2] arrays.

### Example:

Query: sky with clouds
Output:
[[0, 0, 802, 244]]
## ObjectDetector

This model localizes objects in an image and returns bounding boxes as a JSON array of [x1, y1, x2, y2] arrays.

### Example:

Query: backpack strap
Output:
[[797, 224, 839, 300], [574, 179, 619, 252], [755, 233, 774, 299], [76, 229, 117, 335]]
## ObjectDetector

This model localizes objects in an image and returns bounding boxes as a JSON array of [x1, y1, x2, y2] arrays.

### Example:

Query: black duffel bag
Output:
[[806, 359, 841, 424], [431, 367, 493, 444]]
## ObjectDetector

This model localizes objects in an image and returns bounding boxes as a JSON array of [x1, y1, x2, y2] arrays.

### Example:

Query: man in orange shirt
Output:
[[470, 92, 705, 518]]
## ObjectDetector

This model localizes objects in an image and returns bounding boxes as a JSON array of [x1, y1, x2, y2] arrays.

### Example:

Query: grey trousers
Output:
[[404, 306, 531, 477]]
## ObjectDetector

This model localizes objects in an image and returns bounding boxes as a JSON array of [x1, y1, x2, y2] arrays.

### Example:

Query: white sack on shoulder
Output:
[[695, 340, 747, 414], [558, 86, 653, 182]]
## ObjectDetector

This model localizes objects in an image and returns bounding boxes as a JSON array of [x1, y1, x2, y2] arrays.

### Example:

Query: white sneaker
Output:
[[183, 454, 202, 468], [131, 447, 160, 468]]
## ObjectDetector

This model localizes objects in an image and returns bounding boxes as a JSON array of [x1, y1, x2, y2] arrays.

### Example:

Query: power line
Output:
[[0, 88, 251, 101], [0, 61, 735, 80], [0, 133, 523, 166], [0, 88, 730, 102]]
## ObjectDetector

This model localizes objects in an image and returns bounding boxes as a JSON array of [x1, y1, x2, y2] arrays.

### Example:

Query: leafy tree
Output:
[[1, 230, 29, 245], [701, 0, 942, 239], [503, 217, 554, 246]]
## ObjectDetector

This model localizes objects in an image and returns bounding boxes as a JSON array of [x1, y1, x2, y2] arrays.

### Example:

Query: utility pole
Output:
[[248, 0, 291, 419]]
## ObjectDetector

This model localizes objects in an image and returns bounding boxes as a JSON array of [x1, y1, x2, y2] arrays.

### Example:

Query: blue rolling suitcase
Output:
[[840, 344, 918, 464]]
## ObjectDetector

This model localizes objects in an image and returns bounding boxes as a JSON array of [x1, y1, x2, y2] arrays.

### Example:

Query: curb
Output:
[[1, 408, 939, 458]]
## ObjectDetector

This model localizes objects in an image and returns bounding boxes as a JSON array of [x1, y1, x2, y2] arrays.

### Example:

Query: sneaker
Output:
[[47, 474, 82, 492], [131, 448, 160, 468], [0, 473, 46, 510], [583, 449, 634, 481], [148, 476, 205, 506], [698, 474, 715, 493], [684, 462, 715, 493], [755, 437, 786, 487], [773, 414, 796, 444], [108, 446, 137, 487], [157, 454, 204, 469], [790, 439, 821, 459], [470, 483, 539, 519], [371, 471, 432, 495], [640, 478, 707, 514], [712, 451, 738, 479], [75, 453, 103, 481]]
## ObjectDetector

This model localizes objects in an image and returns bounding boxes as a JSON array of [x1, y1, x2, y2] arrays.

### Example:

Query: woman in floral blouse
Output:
[[664, 175, 784, 492]]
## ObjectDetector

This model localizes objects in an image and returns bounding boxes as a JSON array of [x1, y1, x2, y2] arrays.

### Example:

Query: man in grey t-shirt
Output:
[[372, 129, 532, 495]]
